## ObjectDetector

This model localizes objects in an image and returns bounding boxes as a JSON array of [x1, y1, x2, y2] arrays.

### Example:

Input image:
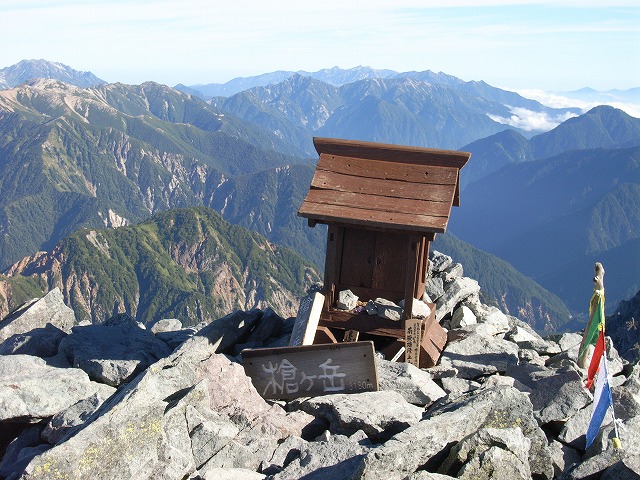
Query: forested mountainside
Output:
[[460, 105, 640, 187], [0, 79, 307, 270], [0, 207, 320, 325]]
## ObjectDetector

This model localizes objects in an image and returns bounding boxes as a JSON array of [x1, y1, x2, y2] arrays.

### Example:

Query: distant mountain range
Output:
[[0, 59, 106, 89], [0, 59, 639, 332]]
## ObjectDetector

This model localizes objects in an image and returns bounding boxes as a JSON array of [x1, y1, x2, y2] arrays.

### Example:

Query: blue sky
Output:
[[2, 0, 639, 92]]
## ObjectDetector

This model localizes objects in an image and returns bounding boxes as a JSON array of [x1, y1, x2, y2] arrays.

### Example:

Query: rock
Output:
[[477, 307, 510, 335], [261, 434, 307, 474], [0, 425, 49, 480], [450, 306, 477, 329], [0, 288, 75, 343], [547, 439, 582, 478], [41, 388, 116, 445], [201, 467, 266, 479], [438, 427, 532, 479], [374, 298, 402, 322], [337, 290, 359, 311], [196, 309, 263, 353], [272, 433, 369, 480], [424, 277, 445, 303], [58, 314, 173, 387], [429, 251, 453, 274], [505, 364, 591, 425], [353, 386, 553, 480], [291, 391, 423, 442], [558, 406, 596, 449], [377, 359, 446, 406], [0, 324, 67, 357], [245, 308, 284, 345], [19, 335, 314, 479], [439, 263, 463, 283], [155, 326, 199, 349], [439, 332, 519, 379], [547, 333, 583, 353], [435, 277, 480, 322], [148, 318, 182, 334], [398, 299, 432, 319], [0, 355, 106, 421], [439, 377, 481, 396]]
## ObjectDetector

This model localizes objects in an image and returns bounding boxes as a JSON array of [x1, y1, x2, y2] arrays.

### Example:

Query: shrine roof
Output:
[[298, 137, 471, 234]]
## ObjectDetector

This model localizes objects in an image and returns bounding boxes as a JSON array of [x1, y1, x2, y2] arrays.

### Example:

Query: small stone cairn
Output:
[[0, 252, 639, 479]]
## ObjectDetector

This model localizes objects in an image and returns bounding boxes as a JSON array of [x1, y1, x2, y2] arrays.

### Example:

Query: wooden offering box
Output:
[[298, 137, 470, 367]]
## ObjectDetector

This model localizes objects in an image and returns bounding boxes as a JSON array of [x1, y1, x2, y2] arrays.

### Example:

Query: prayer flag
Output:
[[585, 355, 613, 449], [585, 328, 605, 389], [578, 290, 605, 361]]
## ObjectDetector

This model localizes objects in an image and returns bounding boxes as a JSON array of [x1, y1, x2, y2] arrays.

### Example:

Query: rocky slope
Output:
[[0, 251, 638, 479]]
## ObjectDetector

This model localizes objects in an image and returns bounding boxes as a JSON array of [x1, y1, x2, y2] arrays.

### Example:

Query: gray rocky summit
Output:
[[0, 250, 638, 479]]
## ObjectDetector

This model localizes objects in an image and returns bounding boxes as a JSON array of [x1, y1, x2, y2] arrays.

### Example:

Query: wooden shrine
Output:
[[298, 137, 470, 367]]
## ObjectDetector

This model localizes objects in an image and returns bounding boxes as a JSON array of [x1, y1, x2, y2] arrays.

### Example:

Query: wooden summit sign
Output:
[[242, 341, 378, 400]]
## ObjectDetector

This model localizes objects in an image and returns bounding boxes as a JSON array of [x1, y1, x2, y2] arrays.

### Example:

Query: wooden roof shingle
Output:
[[298, 137, 470, 234]]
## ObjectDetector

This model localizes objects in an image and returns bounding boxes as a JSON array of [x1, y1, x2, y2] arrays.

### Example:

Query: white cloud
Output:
[[487, 107, 578, 132]]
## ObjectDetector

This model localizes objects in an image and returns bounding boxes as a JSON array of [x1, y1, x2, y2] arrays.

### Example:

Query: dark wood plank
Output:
[[310, 170, 455, 203], [242, 342, 378, 400], [298, 202, 450, 233], [303, 189, 452, 217], [339, 228, 375, 289], [313, 137, 471, 169], [317, 154, 458, 185], [371, 232, 407, 292]]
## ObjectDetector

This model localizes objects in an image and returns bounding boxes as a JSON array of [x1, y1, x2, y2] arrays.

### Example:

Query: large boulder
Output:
[[0, 289, 75, 343], [291, 391, 423, 442], [58, 314, 173, 387], [0, 355, 106, 422], [377, 359, 446, 406], [19, 335, 313, 480], [353, 386, 553, 480]]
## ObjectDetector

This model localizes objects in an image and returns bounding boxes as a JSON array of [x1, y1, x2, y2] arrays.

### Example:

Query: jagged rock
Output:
[[0, 425, 49, 480], [557, 405, 596, 449], [0, 355, 106, 421], [57, 314, 173, 387], [0, 324, 67, 357], [155, 326, 199, 349], [429, 251, 453, 274], [261, 434, 307, 474], [547, 439, 582, 478], [377, 359, 446, 406], [505, 364, 591, 424], [424, 277, 445, 303], [439, 263, 463, 283], [272, 432, 369, 480], [245, 308, 284, 345], [451, 306, 476, 329], [200, 467, 266, 479], [613, 364, 640, 420], [196, 309, 263, 353], [406, 473, 457, 480], [456, 445, 531, 480], [41, 388, 116, 445], [439, 377, 481, 396], [439, 331, 519, 379], [352, 386, 553, 480], [398, 298, 432, 319], [435, 277, 480, 322], [19, 335, 314, 480], [337, 290, 359, 311], [148, 318, 182, 334], [291, 391, 423, 442], [477, 306, 510, 334], [374, 298, 402, 321], [438, 427, 532, 479], [547, 332, 583, 353], [0, 289, 75, 344]]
